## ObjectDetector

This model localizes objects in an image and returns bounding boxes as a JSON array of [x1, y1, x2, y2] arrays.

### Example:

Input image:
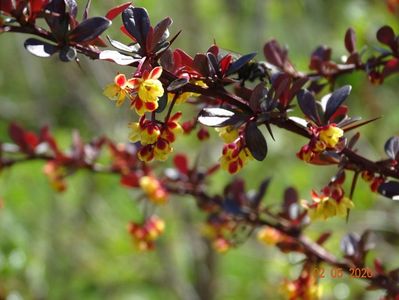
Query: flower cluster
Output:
[[297, 124, 344, 163], [302, 183, 354, 221], [257, 226, 285, 246], [220, 138, 253, 174], [129, 113, 183, 162], [127, 215, 165, 251], [201, 215, 237, 253], [280, 265, 321, 300], [139, 175, 168, 205], [103, 67, 164, 115]]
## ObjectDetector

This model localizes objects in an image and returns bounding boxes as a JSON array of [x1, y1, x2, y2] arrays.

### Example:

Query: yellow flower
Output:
[[138, 78, 164, 102], [162, 112, 183, 143], [318, 125, 343, 148], [103, 74, 135, 107], [130, 67, 164, 115], [257, 227, 282, 246], [128, 122, 141, 143], [216, 126, 239, 143], [154, 138, 172, 161], [139, 176, 168, 205], [303, 193, 354, 221], [213, 238, 230, 253], [220, 141, 252, 174]]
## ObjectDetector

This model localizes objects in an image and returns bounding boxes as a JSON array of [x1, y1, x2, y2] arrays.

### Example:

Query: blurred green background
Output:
[[1, 0, 399, 299]]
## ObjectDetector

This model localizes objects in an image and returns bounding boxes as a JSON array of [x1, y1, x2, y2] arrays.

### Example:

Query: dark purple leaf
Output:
[[324, 85, 352, 122], [198, 107, 235, 127], [385, 136, 399, 160], [167, 78, 189, 92], [122, 7, 150, 47], [155, 93, 168, 113], [264, 39, 285, 68], [297, 89, 320, 124], [250, 178, 271, 208], [193, 54, 210, 76], [99, 50, 139, 65], [226, 52, 257, 76], [249, 83, 267, 111], [282, 187, 299, 220], [377, 25, 395, 47], [206, 52, 219, 77], [152, 17, 172, 49], [68, 17, 111, 43], [245, 122, 267, 161], [44, 0, 68, 40], [160, 49, 174, 71], [24, 38, 58, 57], [339, 117, 379, 132], [345, 28, 356, 53], [273, 75, 291, 101], [106, 35, 139, 53], [341, 233, 360, 257], [154, 40, 170, 56], [378, 181, 399, 200]]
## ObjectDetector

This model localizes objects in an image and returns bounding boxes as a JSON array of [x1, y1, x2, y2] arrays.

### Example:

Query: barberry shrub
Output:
[[1, 1, 399, 299]]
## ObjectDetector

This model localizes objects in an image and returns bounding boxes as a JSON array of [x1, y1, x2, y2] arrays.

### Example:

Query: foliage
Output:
[[2, 0, 399, 299]]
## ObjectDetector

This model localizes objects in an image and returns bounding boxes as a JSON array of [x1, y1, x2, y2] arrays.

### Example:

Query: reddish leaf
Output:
[[264, 39, 284, 67], [9, 123, 27, 149], [120, 173, 139, 187], [316, 232, 332, 245], [8, 123, 38, 154], [40, 126, 62, 157], [220, 54, 232, 75], [383, 58, 399, 78], [174, 49, 194, 68], [173, 154, 189, 175], [24, 132, 39, 150], [120, 25, 136, 42], [29, 0, 48, 17], [105, 2, 131, 20], [0, 0, 13, 14]]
